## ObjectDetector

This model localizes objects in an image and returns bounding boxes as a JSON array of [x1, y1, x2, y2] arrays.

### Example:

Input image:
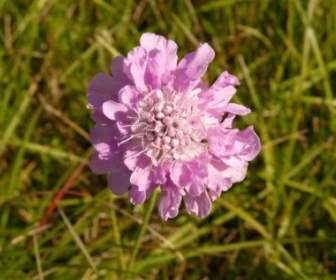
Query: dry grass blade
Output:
[[33, 232, 44, 280], [58, 206, 98, 274]]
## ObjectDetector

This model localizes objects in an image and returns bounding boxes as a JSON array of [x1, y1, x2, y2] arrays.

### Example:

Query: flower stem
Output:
[[128, 190, 158, 273]]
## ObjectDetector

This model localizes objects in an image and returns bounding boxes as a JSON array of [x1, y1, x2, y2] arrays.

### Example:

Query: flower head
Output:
[[88, 33, 261, 220]]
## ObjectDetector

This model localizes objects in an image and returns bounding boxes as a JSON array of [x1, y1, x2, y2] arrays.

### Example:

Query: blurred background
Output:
[[1, 0, 336, 279]]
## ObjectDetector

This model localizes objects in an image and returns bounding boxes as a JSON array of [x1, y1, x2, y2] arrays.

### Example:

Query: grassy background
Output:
[[1, 0, 336, 279]]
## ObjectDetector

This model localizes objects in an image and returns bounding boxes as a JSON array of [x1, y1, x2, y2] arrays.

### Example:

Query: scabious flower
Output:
[[87, 33, 261, 220]]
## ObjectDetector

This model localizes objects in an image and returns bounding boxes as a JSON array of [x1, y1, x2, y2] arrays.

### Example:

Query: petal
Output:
[[90, 138, 132, 195], [181, 142, 205, 160], [207, 125, 256, 183], [123, 46, 148, 92], [107, 166, 131, 195], [212, 70, 240, 88], [102, 100, 128, 120], [110, 56, 131, 86], [207, 126, 238, 158], [199, 71, 240, 119], [118, 85, 140, 107], [201, 86, 237, 119], [221, 114, 236, 128], [203, 70, 239, 104], [123, 150, 150, 171], [236, 126, 261, 161], [142, 50, 162, 89], [208, 125, 261, 162], [129, 185, 146, 205], [220, 156, 248, 183], [170, 158, 208, 197], [129, 184, 157, 205], [90, 124, 120, 149], [177, 43, 215, 78], [140, 33, 178, 85], [170, 161, 191, 188], [184, 191, 212, 218], [90, 151, 132, 196], [158, 181, 182, 221], [151, 164, 168, 185], [207, 85, 236, 107], [130, 166, 152, 191], [91, 109, 111, 124], [94, 143, 112, 160], [90, 129, 125, 173], [88, 56, 130, 111], [87, 73, 116, 108], [174, 43, 215, 91], [187, 181, 204, 197], [224, 103, 251, 116], [209, 187, 222, 201], [140, 33, 178, 71], [89, 152, 114, 174], [184, 159, 207, 196], [207, 157, 232, 193]]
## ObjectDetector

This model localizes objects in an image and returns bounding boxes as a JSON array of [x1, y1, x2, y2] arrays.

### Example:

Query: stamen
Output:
[[124, 148, 147, 160], [124, 91, 195, 163], [117, 134, 142, 146]]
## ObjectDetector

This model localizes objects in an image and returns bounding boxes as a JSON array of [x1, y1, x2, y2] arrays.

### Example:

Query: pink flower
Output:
[[88, 33, 261, 220]]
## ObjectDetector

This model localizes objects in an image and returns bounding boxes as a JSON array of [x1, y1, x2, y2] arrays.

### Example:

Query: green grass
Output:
[[1, 0, 336, 279]]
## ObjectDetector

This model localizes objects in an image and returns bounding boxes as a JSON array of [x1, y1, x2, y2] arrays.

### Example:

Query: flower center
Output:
[[132, 90, 192, 161]]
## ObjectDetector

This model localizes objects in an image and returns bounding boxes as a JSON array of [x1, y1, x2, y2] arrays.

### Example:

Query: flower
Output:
[[87, 33, 261, 220]]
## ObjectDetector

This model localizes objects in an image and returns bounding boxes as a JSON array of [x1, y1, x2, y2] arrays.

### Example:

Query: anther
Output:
[[146, 133, 155, 141], [163, 144, 172, 151], [155, 112, 164, 119], [163, 116, 173, 126], [154, 122, 164, 132], [176, 130, 184, 139], [154, 102, 164, 112], [154, 137, 162, 146], [163, 136, 171, 144], [171, 138, 179, 147], [168, 127, 176, 137], [163, 105, 173, 115]]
